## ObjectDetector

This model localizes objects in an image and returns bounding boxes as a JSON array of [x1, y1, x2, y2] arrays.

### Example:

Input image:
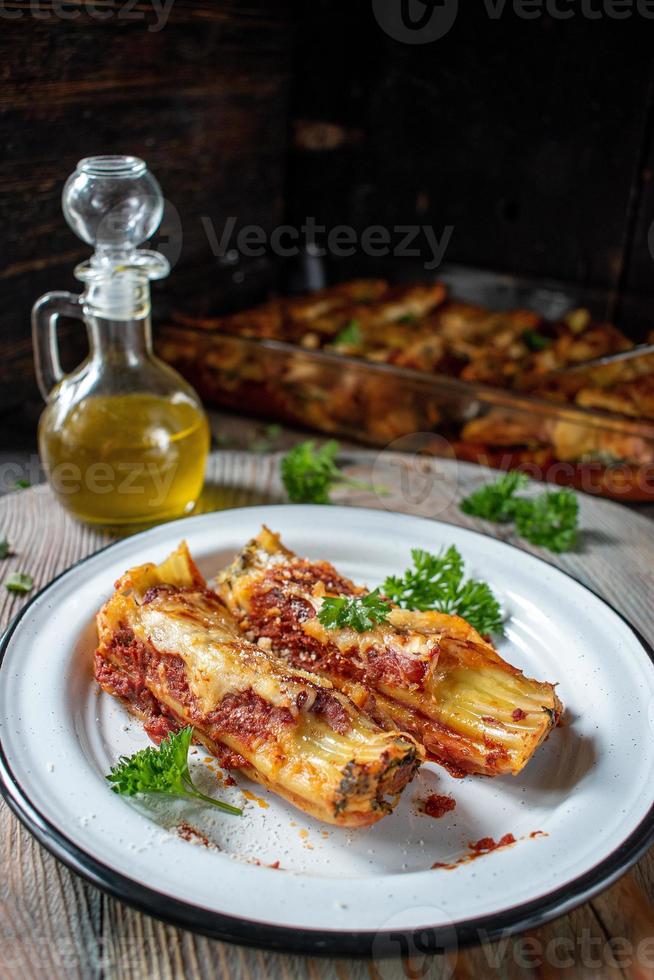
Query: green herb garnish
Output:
[[460, 475, 579, 552], [280, 440, 378, 504], [384, 546, 504, 635], [522, 329, 550, 352], [331, 319, 362, 347], [318, 588, 392, 633], [0, 539, 13, 560], [5, 572, 33, 594], [513, 490, 578, 553], [107, 727, 242, 815], [460, 472, 528, 522], [249, 422, 284, 454], [13, 479, 30, 490]]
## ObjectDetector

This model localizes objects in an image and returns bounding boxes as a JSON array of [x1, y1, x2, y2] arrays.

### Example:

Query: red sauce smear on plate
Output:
[[431, 830, 548, 870], [250, 857, 285, 870], [432, 833, 516, 870], [176, 822, 216, 849], [421, 794, 456, 819], [471, 833, 516, 853]]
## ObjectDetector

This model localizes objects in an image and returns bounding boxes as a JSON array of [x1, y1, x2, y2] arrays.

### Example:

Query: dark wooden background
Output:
[[0, 0, 294, 415], [287, 4, 654, 321], [1, 0, 654, 418]]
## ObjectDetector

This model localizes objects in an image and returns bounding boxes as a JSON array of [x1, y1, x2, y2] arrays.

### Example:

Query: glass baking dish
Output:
[[157, 324, 654, 501]]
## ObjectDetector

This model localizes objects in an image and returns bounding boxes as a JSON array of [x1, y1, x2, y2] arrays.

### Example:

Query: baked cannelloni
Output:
[[95, 543, 423, 826], [216, 528, 562, 777]]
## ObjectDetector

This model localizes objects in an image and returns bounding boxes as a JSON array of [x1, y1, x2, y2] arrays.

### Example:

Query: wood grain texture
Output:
[[0, 0, 293, 406], [1, 450, 653, 978], [288, 2, 654, 335], [616, 64, 654, 340]]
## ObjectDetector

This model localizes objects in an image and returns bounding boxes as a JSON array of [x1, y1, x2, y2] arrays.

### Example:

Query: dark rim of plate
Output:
[[0, 505, 653, 958]]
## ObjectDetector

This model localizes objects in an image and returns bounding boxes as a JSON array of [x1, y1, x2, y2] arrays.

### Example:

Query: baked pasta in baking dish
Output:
[[159, 280, 654, 497]]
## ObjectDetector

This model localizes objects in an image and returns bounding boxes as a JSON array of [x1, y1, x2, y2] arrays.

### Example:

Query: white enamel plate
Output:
[[1, 505, 653, 956]]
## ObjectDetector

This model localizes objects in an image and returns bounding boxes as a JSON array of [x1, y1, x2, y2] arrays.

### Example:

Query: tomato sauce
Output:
[[420, 793, 456, 818]]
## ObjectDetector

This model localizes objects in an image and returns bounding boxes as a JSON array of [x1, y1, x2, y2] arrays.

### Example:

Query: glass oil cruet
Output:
[[32, 155, 210, 527]]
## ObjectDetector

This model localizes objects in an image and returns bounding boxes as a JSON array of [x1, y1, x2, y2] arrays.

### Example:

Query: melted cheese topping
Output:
[[136, 596, 331, 715], [215, 527, 562, 775], [96, 542, 423, 825]]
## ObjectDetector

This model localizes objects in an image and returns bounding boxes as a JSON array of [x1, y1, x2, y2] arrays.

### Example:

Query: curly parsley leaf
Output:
[[513, 490, 578, 553], [384, 546, 504, 636], [460, 472, 528, 522], [0, 539, 13, 560], [107, 727, 242, 815], [522, 329, 551, 352], [318, 588, 392, 633], [460, 475, 579, 553], [331, 319, 362, 347], [280, 440, 379, 504], [5, 572, 33, 594], [281, 440, 340, 503], [384, 545, 462, 610]]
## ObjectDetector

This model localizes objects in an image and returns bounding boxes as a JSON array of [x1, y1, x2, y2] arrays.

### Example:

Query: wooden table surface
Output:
[[1, 448, 654, 980]]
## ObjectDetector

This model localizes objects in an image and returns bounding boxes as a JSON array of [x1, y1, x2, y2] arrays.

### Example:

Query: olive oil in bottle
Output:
[[32, 156, 210, 527], [39, 393, 209, 525]]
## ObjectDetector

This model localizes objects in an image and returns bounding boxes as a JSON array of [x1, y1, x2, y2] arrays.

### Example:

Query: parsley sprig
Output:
[[383, 546, 504, 636], [0, 539, 14, 560], [281, 440, 379, 504], [522, 329, 551, 352], [318, 588, 392, 633], [5, 572, 33, 594], [513, 491, 579, 553], [330, 319, 362, 347], [107, 727, 242, 815], [460, 472, 528, 522], [461, 474, 579, 553]]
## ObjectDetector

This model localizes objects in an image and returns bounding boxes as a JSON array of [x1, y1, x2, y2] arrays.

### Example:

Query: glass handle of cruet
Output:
[[31, 291, 84, 400]]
